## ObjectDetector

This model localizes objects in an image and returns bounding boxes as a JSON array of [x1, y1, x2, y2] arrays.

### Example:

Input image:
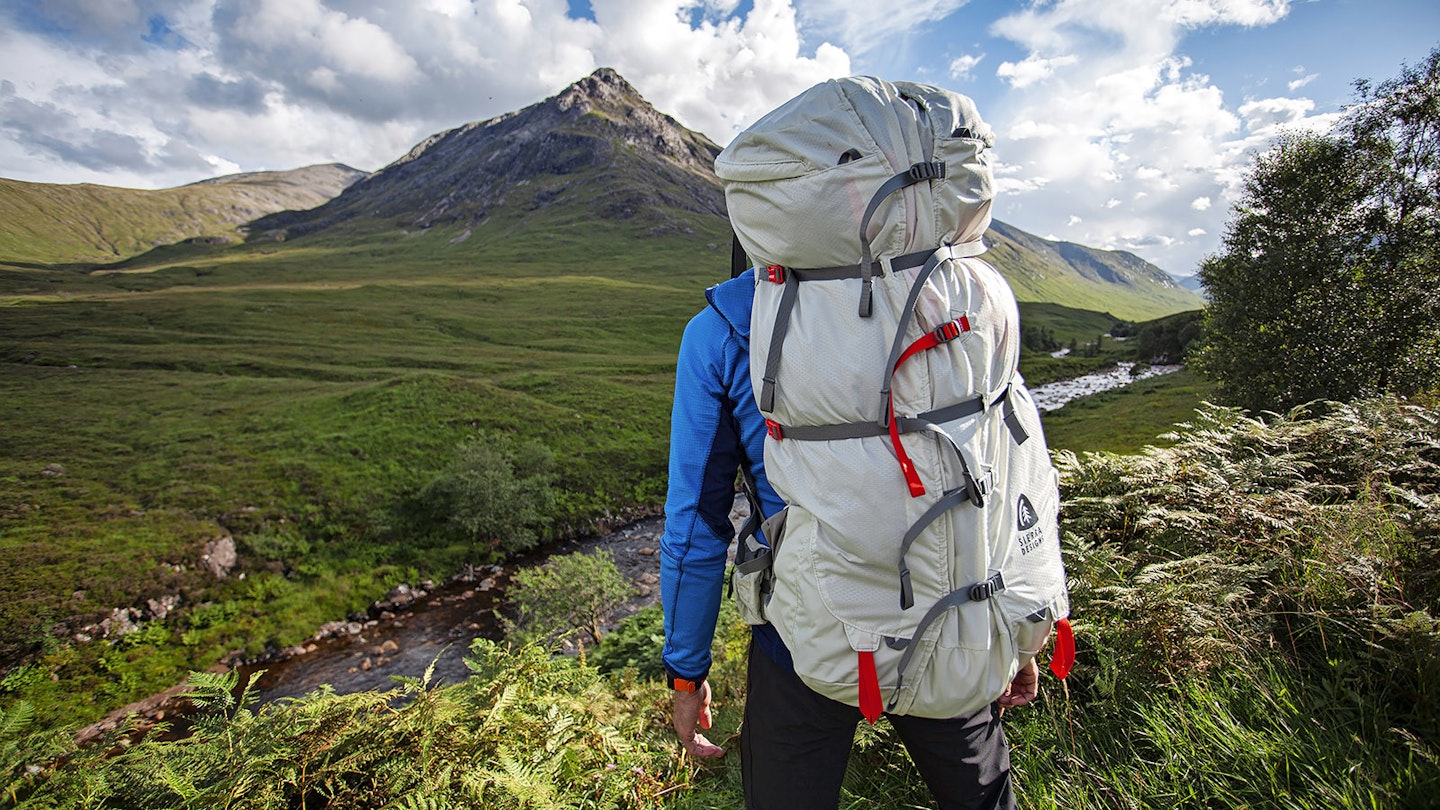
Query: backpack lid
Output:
[[716, 76, 995, 271]]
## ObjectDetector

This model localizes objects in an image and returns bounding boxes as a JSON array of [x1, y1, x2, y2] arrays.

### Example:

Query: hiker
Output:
[[661, 77, 1071, 810]]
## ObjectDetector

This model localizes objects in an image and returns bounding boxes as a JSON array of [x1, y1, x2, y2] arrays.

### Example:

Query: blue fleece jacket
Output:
[[660, 270, 789, 682]]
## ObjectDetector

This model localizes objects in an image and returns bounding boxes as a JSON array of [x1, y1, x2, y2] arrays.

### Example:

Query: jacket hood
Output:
[[704, 269, 754, 339]]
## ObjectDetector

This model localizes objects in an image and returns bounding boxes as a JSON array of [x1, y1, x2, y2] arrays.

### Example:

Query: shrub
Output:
[[413, 432, 558, 559], [592, 603, 666, 679], [503, 551, 635, 650]]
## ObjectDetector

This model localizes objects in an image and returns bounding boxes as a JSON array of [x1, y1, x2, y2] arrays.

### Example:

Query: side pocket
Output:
[[732, 507, 788, 625]]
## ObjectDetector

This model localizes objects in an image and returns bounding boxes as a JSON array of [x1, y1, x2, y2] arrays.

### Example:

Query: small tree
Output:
[[416, 433, 557, 559], [504, 551, 634, 650]]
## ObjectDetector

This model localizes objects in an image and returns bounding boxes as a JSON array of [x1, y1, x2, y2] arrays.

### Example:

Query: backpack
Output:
[[718, 76, 1074, 721]]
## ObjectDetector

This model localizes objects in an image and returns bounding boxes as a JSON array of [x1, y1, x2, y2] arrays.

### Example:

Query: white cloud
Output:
[[977, 0, 1341, 273], [1238, 95, 1315, 132], [949, 53, 984, 81], [1288, 70, 1318, 91], [996, 53, 1078, 88], [792, 0, 970, 53]]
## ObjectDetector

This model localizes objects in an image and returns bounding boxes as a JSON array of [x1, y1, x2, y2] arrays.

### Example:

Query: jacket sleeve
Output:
[[660, 307, 744, 682]]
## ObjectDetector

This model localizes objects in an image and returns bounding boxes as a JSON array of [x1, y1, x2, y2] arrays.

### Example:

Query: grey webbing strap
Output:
[[897, 487, 973, 609], [754, 249, 930, 415], [737, 467, 764, 549], [801, 249, 932, 280], [919, 395, 986, 425], [877, 247, 951, 426], [734, 536, 771, 575], [912, 419, 988, 508], [728, 467, 768, 599], [764, 393, 986, 443], [758, 269, 800, 413], [857, 163, 946, 317], [885, 571, 1007, 712], [1002, 386, 1030, 445]]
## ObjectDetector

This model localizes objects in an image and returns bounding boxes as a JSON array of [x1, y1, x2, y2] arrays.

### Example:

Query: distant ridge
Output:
[[985, 220, 1201, 318], [0, 164, 365, 265]]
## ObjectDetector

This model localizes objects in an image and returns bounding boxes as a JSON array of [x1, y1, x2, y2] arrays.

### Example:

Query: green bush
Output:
[[413, 433, 558, 560], [503, 551, 634, 649], [592, 603, 666, 679]]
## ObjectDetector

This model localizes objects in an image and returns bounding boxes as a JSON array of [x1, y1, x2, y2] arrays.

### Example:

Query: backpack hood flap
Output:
[[717, 76, 996, 270]]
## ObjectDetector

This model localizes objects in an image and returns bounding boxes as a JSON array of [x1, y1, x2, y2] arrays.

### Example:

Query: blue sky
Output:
[[1, 0, 1436, 274]]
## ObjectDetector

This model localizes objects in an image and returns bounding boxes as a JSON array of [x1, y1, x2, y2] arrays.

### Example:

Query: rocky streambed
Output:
[[76, 515, 673, 744], [238, 517, 668, 704], [1028, 362, 1182, 412]]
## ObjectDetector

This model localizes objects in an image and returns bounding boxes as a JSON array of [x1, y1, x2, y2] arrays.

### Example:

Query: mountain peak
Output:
[[248, 69, 725, 240], [553, 67, 639, 113]]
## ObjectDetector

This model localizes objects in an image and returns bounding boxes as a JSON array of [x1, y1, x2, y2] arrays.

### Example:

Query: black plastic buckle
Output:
[[765, 265, 787, 284], [933, 320, 961, 342], [907, 161, 946, 182], [968, 573, 1005, 602]]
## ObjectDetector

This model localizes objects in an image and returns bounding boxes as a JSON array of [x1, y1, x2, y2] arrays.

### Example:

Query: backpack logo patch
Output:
[[1017, 494, 1043, 555], [1017, 494, 1039, 531]]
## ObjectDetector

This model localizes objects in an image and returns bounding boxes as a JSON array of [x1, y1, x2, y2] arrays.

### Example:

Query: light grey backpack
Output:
[[719, 76, 1073, 721]]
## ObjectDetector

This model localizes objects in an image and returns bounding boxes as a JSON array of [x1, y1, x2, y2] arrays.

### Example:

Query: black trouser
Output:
[[740, 636, 1015, 810]]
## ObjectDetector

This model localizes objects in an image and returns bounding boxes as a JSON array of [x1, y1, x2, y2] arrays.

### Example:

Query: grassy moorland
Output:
[[1042, 368, 1215, 454], [0, 217, 730, 727], [4, 396, 1435, 808]]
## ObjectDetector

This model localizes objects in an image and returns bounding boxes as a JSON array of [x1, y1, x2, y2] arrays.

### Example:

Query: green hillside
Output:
[[988, 220, 1202, 320], [0, 164, 365, 265]]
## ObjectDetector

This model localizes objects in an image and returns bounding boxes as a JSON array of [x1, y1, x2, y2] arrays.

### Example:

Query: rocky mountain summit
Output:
[[251, 68, 725, 241]]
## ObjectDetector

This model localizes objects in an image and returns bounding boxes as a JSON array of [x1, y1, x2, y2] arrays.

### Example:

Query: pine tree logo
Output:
[[1016, 494, 1039, 531]]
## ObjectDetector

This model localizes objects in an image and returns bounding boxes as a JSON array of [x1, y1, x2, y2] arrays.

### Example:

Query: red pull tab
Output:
[[857, 650, 882, 724], [887, 394, 927, 497], [1049, 618, 1075, 680]]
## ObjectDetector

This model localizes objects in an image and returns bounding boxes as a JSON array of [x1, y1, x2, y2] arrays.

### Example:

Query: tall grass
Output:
[[4, 396, 1435, 808]]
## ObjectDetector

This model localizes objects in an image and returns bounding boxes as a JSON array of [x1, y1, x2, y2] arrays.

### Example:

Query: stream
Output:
[[79, 361, 1180, 741], [240, 518, 669, 704], [1028, 362, 1182, 412]]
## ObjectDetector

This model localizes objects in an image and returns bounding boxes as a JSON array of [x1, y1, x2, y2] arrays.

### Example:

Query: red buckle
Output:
[[765, 265, 787, 284], [765, 419, 784, 440], [933, 316, 970, 342]]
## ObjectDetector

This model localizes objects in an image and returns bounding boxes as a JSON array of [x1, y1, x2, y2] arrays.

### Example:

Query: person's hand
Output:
[[672, 681, 725, 758], [998, 658, 1039, 710]]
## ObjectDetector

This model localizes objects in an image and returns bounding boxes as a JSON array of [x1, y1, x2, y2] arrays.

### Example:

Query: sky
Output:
[[1, 1, 1437, 275]]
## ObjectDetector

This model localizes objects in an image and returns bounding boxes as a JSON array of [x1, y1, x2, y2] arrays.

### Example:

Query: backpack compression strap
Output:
[[884, 570, 1007, 713], [856, 161, 948, 317], [754, 250, 932, 413], [876, 243, 991, 496]]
